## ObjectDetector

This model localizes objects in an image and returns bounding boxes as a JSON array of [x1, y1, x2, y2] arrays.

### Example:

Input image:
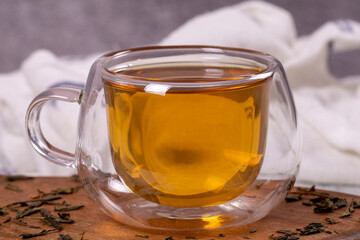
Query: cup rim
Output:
[[98, 45, 278, 90]]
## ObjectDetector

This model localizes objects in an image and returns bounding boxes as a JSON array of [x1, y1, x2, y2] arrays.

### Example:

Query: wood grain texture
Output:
[[0, 176, 359, 240]]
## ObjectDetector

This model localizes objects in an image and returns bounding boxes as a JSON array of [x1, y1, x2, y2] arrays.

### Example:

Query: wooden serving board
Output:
[[0, 176, 359, 240]]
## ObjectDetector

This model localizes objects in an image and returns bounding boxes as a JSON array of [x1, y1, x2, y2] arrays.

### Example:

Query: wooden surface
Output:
[[0, 176, 359, 240]]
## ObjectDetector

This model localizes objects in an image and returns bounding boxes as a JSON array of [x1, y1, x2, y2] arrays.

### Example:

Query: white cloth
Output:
[[160, 1, 360, 194], [0, 1, 359, 194], [0, 51, 99, 175]]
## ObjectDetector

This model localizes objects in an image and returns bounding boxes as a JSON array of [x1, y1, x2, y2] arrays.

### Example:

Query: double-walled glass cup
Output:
[[26, 46, 300, 230]]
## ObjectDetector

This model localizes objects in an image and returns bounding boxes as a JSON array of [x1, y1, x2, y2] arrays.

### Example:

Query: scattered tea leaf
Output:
[[6, 175, 34, 182], [55, 217, 74, 224], [269, 233, 299, 240], [75, 231, 85, 240], [135, 234, 149, 238], [353, 199, 360, 208], [52, 186, 82, 195], [271, 229, 300, 239], [334, 198, 347, 209], [325, 217, 339, 224], [340, 203, 353, 218], [5, 183, 22, 192], [3, 216, 11, 223], [16, 207, 42, 219], [276, 230, 297, 235], [11, 219, 28, 226], [58, 234, 73, 240], [255, 182, 264, 189], [0, 208, 8, 216], [185, 237, 198, 239], [342, 200, 356, 218], [297, 222, 325, 236], [55, 203, 84, 212], [243, 236, 250, 239], [302, 200, 313, 206], [285, 194, 302, 202], [165, 236, 173, 240], [40, 209, 62, 230], [289, 190, 331, 199], [6, 195, 62, 208], [219, 233, 226, 237], [71, 174, 81, 182], [249, 228, 256, 233], [313, 198, 335, 213], [11, 219, 40, 229], [20, 229, 58, 239], [57, 212, 73, 223]]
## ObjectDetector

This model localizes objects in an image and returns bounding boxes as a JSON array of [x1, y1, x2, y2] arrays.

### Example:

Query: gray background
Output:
[[1, 0, 360, 75]]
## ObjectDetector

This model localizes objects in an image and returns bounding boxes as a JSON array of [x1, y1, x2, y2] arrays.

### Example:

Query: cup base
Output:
[[81, 170, 290, 231]]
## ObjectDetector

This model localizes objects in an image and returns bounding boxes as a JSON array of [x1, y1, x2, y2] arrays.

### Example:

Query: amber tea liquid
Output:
[[103, 64, 271, 207]]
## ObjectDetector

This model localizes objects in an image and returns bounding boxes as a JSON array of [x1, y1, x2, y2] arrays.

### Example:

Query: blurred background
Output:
[[1, 0, 360, 75]]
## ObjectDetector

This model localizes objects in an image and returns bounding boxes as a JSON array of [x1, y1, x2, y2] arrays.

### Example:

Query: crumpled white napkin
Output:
[[160, 1, 360, 193], [0, 1, 359, 194], [0, 51, 99, 175]]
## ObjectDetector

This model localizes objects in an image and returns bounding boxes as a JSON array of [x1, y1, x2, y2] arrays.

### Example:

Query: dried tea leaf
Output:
[[75, 231, 85, 240], [289, 190, 331, 199], [5, 183, 22, 192], [58, 212, 71, 220], [313, 198, 335, 213], [297, 222, 324, 236], [340, 204, 353, 218], [255, 182, 264, 189], [33, 185, 82, 199], [334, 198, 347, 209], [3, 216, 11, 223], [20, 229, 58, 239], [11, 219, 40, 229], [0, 208, 8, 216], [285, 194, 302, 202], [165, 237, 174, 240], [55, 204, 84, 212], [55, 218, 74, 224], [58, 234, 73, 240], [6, 195, 62, 207], [71, 175, 81, 182], [135, 234, 149, 238], [15, 207, 42, 219], [219, 233, 226, 237], [325, 217, 339, 224], [55, 212, 74, 224], [11, 219, 28, 226], [52, 186, 82, 195], [6, 175, 34, 182], [185, 237, 198, 239], [40, 209, 62, 230], [302, 200, 313, 206], [276, 230, 298, 235], [249, 228, 256, 233], [270, 232, 299, 240], [353, 199, 360, 208]]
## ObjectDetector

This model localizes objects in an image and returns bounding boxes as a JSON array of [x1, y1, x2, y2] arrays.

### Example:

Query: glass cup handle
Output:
[[25, 87, 83, 168]]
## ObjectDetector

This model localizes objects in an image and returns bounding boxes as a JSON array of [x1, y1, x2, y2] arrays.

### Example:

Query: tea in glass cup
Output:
[[26, 46, 300, 230], [103, 63, 271, 207]]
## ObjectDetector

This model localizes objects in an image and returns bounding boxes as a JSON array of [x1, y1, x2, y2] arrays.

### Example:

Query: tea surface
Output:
[[104, 64, 270, 207]]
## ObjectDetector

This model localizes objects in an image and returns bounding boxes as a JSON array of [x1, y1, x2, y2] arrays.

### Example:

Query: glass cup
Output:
[[26, 46, 301, 230]]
